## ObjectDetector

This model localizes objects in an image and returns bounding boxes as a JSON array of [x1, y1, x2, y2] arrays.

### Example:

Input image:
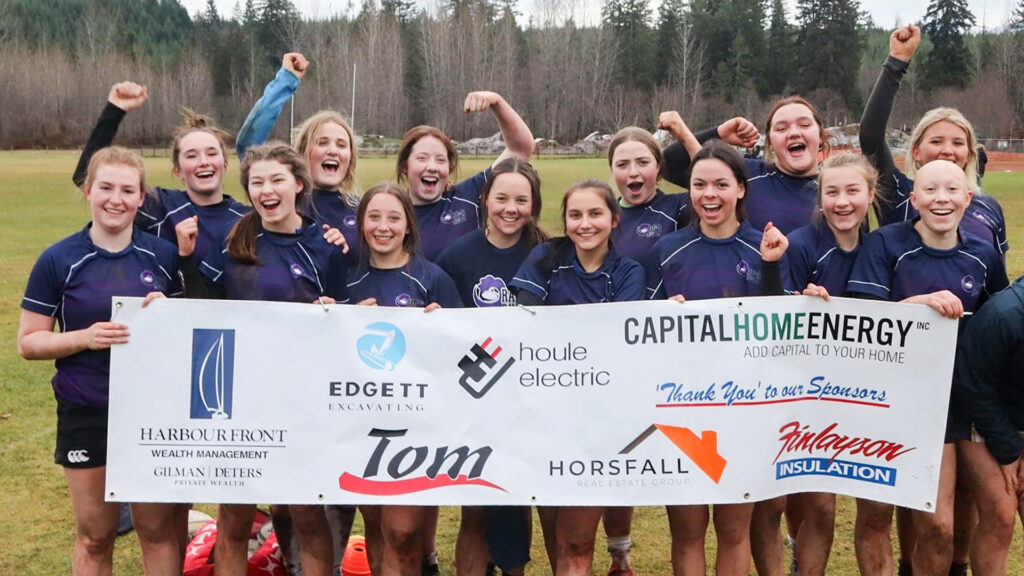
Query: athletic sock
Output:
[[607, 535, 632, 568]]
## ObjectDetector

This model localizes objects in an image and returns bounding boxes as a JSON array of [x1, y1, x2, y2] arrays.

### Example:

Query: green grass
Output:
[[1, 151, 1023, 575]]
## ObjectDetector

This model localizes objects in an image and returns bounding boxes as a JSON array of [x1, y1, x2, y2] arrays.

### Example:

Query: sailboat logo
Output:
[[190, 329, 236, 419], [356, 322, 406, 371]]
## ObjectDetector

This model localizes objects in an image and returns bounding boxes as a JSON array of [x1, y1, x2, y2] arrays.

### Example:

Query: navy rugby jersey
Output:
[[846, 220, 1008, 311], [877, 173, 1009, 256], [303, 190, 361, 269], [415, 171, 489, 261], [743, 159, 818, 235], [72, 102, 250, 262], [787, 222, 861, 296], [22, 225, 181, 407], [646, 220, 791, 300], [347, 254, 462, 308], [613, 189, 690, 263], [435, 229, 531, 307], [510, 243, 645, 304], [199, 219, 349, 303]]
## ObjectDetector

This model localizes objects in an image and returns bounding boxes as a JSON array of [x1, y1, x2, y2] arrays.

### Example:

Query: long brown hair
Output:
[[538, 179, 620, 273], [396, 126, 458, 185], [356, 182, 419, 268], [479, 158, 550, 249], [227, 142, 312, 265]]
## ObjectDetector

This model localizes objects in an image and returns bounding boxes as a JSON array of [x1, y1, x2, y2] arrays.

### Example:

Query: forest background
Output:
[[0, 0, 1021, 149]]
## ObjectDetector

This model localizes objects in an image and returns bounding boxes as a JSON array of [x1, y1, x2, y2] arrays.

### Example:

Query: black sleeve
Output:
[[759, 260, 785, 296], [73, 102, 127, 187], [860, 57, 909, 208], [954, 301, 1024, 464], [515, 289, 545, 307], [180, 255, 226, 300], [662, 126, 721, 188]]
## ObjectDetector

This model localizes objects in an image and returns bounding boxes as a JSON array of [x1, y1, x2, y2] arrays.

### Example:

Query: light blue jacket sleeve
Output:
[[236, 67, 302, 158]]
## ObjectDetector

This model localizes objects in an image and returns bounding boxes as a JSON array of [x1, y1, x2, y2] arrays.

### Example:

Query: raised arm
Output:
[[463, 91, 535, 166], [860, 26, 920, 180], [236, 53, 308, 159], [662, 117, 758, 187], [72, 82, 148, 187]]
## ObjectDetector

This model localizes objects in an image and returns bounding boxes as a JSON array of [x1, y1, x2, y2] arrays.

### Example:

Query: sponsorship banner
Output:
[[107, 296, 955, 511]]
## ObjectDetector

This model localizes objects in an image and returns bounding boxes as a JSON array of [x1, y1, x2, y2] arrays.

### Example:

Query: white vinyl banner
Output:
[[107, 296, 956, 511]]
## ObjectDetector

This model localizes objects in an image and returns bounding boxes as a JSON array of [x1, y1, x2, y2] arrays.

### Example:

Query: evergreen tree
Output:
[[602, 0, 656, 92], [655, 0, 687, 86], [921, 0, 976, 89], [689, 0, 767, 101], [762, 0, 793, 96], [795, 0, 862, 110]]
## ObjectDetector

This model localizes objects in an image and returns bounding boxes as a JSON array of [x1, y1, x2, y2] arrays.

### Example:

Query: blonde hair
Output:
[[83, 146, 149, 196], [816, 152, 880, 229], [292, 110, 359, 193], [905, 107, 979, 192]]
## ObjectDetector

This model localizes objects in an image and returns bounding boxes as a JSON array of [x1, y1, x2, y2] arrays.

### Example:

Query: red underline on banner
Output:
[[338, 473, 507, 495], [656, 397, 890, 408]]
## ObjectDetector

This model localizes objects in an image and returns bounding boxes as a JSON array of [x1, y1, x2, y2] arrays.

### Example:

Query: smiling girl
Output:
[[847, 160, 1008, 576], [73, 83, 250, 263], [396, 91, 535, 261], [860, 25, 1008, 258], [646, 140, 789, 576], [510, 180, 645, 576], [21, 147, 182, 576], [178, 143, 348, 576]]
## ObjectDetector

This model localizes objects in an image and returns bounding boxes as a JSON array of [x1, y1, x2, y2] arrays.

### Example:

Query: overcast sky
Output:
[[179, 0, 1017, 30]]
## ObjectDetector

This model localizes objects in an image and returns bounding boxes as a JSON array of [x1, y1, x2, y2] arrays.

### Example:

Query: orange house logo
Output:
[[621, 424, 727, 483]]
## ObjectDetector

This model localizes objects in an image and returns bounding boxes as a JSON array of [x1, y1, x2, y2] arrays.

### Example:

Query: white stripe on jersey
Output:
[[893, 247, 924, 271], [512, 277, 548, 298], [22, 296, 58, 309], [848, 280, 891, 293], [736, 238, 762, 257], [346, 271, 371, 288], [400, 271, 428, 294], [659, 237, 701, 267], [296, 242, 326, 294]]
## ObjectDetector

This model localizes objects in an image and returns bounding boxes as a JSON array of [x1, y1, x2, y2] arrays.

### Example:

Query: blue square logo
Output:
[[190, 329, 235, 419]]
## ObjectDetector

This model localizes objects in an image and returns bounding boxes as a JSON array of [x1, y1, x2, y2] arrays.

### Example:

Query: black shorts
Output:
[[55, 396, 108, 469], [944, 400, 970, 444]]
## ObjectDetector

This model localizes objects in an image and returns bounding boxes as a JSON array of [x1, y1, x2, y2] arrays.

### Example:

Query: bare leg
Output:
[[960, 441, 1016, 576], [855, 499, 894, 576], [792, 493, 835, 576], [713, 503, 755, 576], [666, 505, 709, 576], [555, 506, 604, 576], [751, 496, 786, 576], [910, 444, 957, 576], [213, 504, 257, 576], [382, 505, 427, 576], [65, 467, 119, 576], [457, 506, 489, 576], [290, 504, 334, 576], [131, 502, 187, 575]]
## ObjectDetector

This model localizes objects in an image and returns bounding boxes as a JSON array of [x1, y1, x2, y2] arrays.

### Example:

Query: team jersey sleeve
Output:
[[613, 259, 647, 302], [180, 254, 225, 299], [662, 126, 721, 188], [430, 268, 464, 308], [846, 230, 893, 300], [510, 244, 552, 301], [860, 56, 908, 224], [983, 247, 1010, 297], [236, 68, 301, 159], [452, 169, 490, 206], [644, 243, 668, 300], [73, 102, 126, 187], [161, 251, 184, 298], [672, 192, 692, 226], [22, 248, 63, 317], [954, 299, 1024, 464], [786, 231, 814, 291], [325, 248, 350, 303], [982, 195, 1010, 254]]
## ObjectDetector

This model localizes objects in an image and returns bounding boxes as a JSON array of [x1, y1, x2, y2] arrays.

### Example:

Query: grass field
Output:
[[1, 150, 1023, 575]]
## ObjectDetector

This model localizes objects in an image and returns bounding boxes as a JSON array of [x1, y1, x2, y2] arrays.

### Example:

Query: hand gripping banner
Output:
[[107, 296, 956, 511]]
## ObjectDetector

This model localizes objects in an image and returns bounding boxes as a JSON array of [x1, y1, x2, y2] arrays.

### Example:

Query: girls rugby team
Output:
[[17, 22, 1024, 576]]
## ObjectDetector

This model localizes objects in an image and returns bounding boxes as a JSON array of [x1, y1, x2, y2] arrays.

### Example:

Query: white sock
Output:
[[607, 535, 632, 568]]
